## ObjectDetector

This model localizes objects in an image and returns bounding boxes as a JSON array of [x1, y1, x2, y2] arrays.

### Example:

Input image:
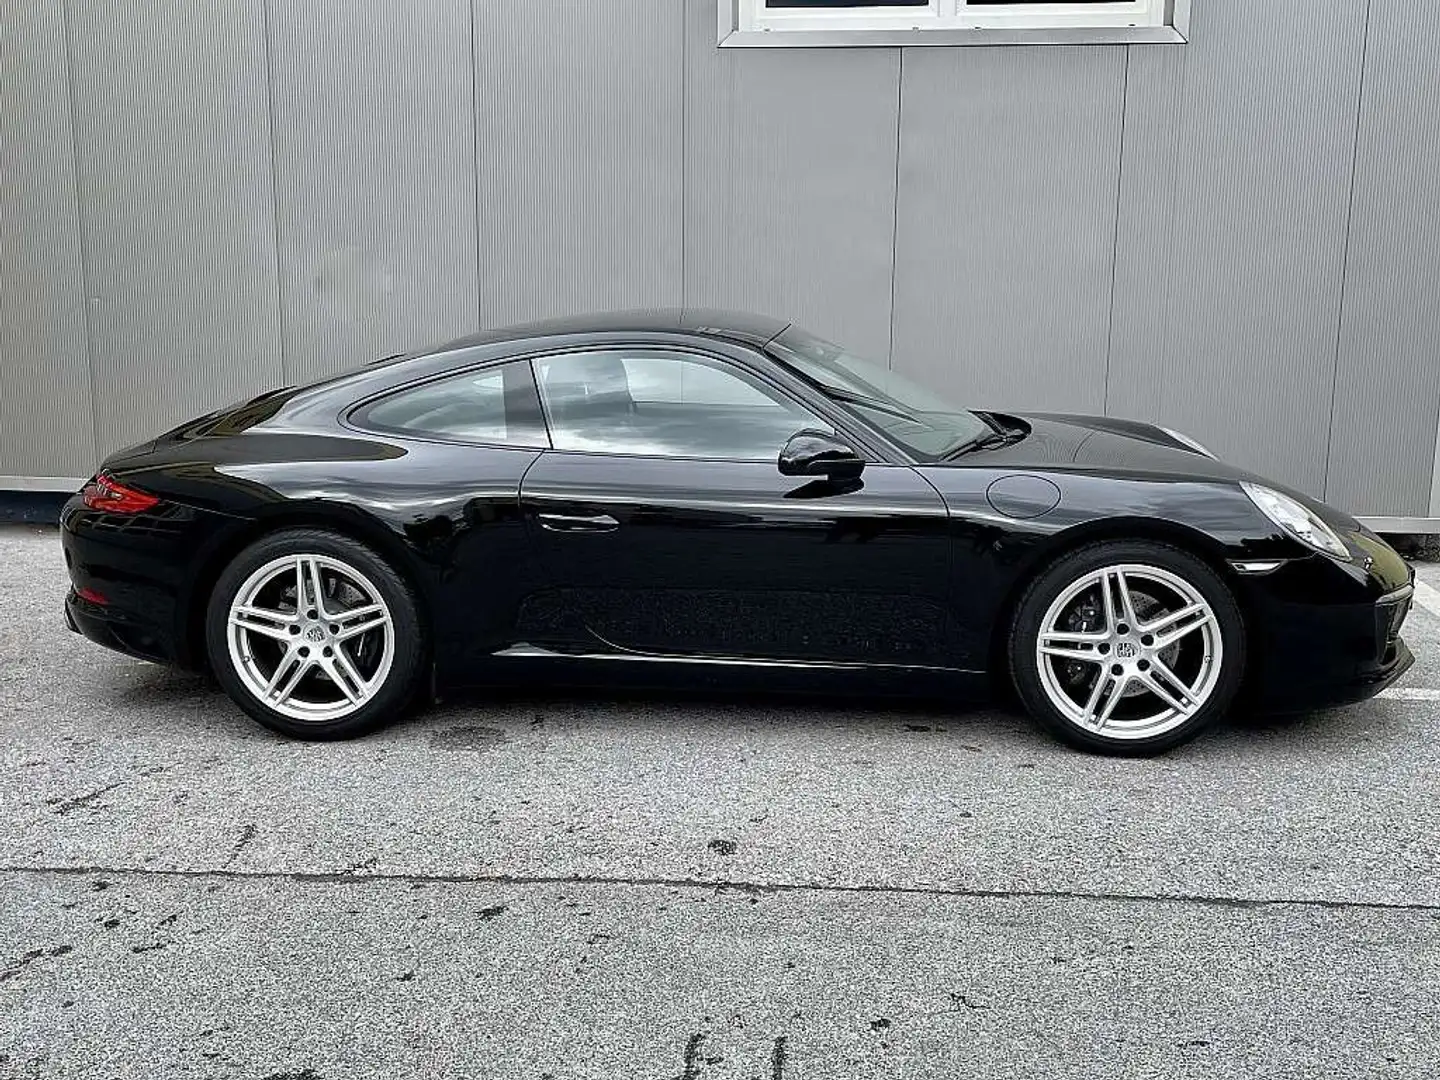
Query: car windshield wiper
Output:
[[818, 385, 922, 424], [942, 427, 1024, 459]]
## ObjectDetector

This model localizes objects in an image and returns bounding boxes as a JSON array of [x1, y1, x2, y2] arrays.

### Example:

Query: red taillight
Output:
[[75, 586, 108, 606], [82, 472, 160, 514]]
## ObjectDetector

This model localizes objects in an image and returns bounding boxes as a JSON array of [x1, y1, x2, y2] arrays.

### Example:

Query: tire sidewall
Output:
[[205, 529, 425, 739], [1009, 540, 1245, 756]]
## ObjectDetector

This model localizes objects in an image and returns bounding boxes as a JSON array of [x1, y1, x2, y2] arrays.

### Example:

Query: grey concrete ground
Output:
[[2, 524, 1438, 1078]]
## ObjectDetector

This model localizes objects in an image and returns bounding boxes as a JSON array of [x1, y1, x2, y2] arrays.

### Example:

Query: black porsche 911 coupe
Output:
[[62, 309, 1415, 754]]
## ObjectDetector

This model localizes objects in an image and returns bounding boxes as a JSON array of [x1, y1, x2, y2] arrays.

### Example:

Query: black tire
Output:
[[205, 528, 427, 740], [1008, 540, 1245, 756]]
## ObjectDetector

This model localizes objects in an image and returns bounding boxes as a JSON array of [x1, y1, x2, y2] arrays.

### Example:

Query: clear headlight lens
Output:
[[1241, 482, 1351, 560], [1159, 426, 1216, 458]]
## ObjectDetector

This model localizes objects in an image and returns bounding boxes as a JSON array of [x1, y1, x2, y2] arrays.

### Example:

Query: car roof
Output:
[[416, 308, 791, 357]]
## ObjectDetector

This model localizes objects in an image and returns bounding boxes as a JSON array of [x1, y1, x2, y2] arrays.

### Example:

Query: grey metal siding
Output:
[[472, 0, 684, 326], [684, 0, 899, 362], [891, 46, 1126, 413], [3, 0, 1439, 522], [1108, 0, 1368, 498], [1433, 416, 1440, 518], [1105, 43, 1186, 425], [1325, 0, 1440, 516], [0, 0, 95, 478], [268, 0, 481, 385], [65, 0, 283, 454]]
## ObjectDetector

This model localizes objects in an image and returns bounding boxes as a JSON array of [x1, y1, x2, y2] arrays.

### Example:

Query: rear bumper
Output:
[[61, 493, 245, 669], [65, 589, 177, 664]]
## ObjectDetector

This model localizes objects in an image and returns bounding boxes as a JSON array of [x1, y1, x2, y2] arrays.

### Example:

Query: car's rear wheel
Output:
[[1009, 540, 1245, 755], [205, 529, 426, 739]]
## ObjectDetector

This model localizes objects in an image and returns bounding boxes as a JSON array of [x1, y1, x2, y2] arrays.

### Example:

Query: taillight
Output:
[[82, 472, 160, 514]]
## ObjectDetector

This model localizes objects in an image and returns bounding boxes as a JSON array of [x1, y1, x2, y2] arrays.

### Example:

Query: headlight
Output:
[[1240, 482, 1350, 559], [1159, 426, 1216, 458]]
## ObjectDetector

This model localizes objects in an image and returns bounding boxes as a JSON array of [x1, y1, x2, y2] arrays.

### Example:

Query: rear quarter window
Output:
[[351, 360, 549, 448]]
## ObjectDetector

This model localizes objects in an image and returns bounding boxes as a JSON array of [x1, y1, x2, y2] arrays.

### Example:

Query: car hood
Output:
[[957, 410, 1362, 531], [969, 411, 1242, 477], [996, 414, 1244, 478]]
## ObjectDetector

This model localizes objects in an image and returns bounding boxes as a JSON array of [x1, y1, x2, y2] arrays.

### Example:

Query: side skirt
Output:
[[490, 642, 973, 676], [442, 642, 997, 706]]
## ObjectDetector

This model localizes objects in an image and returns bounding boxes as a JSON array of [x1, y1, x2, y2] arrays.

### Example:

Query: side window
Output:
[[353, 360, 548, 447], [533, 350, 831, 460]]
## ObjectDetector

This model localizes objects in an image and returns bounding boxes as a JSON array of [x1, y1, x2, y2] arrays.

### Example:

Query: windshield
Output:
[[768, 326, 992, 460]]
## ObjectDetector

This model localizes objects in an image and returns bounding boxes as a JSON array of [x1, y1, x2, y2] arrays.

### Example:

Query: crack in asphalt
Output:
[[48, 780, 127, 816], [0, 864, 1435, 914], [224, 823, 257, 868]]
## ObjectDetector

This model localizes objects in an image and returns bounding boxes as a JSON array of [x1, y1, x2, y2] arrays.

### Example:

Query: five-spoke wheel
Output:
[[1011, 541, 1244, 755], [226, 554, 395, 722], [206, 529, 424, 739]]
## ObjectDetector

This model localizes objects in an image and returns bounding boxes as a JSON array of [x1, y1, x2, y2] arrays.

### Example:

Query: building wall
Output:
[[3, 0, 1439, 520]]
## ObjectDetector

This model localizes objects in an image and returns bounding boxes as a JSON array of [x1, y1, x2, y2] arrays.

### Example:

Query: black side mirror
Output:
[[778, 429, 865, 482]]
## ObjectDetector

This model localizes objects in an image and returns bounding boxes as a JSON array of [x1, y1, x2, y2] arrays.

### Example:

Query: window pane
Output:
[[752, 0, 1160, 29], [535, 351, 830, 460], [358, 361, 547, 446], [766, 1, 926, 6]]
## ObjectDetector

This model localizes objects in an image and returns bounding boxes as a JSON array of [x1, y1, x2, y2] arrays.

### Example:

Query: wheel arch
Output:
[[181, 501, 433, 670], [986, 515, 1253, 684]]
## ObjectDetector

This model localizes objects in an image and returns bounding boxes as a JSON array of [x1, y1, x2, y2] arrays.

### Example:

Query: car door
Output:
[[518, 346, 961, 667], [345, 357, 562, 666]]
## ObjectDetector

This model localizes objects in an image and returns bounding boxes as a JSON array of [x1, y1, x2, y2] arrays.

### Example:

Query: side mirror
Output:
[[778, 429, 865, 482]]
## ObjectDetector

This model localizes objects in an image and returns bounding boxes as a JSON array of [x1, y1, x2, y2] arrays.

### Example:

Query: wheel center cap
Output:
[[1115, 640, 1139, 660], [304, 625, 327, 643]]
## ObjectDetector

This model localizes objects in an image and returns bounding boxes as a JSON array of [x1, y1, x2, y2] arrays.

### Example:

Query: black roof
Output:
[[419, 308, 791, 357]]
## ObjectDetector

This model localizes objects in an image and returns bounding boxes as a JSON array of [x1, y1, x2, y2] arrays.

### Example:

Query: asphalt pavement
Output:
[[2, 525, 1438, 1079]]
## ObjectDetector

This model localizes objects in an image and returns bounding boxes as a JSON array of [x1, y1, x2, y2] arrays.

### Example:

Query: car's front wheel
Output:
[[205, 528, 426, 739], [1009, 540, 1245, 755]]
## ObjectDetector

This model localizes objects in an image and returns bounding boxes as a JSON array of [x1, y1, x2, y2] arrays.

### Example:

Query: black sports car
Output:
[[62, 310, 1415, 754]]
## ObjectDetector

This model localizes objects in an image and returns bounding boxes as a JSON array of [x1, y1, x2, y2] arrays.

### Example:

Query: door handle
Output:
[[537, 511, 620, 533]]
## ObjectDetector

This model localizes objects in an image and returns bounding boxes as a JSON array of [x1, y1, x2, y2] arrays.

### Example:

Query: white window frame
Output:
[[721, 0, 1189, 47]]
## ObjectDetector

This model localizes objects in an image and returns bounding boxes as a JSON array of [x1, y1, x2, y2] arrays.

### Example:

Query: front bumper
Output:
[[1253, 636, 1414, 713], [1246, 573, 1417, 713]]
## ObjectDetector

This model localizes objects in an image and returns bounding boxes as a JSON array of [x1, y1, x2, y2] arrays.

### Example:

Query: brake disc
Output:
[[1062, 591, 1182, 698]]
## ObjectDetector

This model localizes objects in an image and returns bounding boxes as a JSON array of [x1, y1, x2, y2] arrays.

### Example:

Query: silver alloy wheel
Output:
[[1034, 562, 1223, 740], [226, 554, 395, 723]]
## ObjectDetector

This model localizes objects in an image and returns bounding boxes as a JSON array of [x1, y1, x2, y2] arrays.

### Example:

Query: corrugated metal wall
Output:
[[270, 0, 480, 387], [1325, 0, 1440, 517], [3, 0, 1439, 519], [65, 0, 284, 457], [891, 45, 1126, 416], [1106, 0, 1368, 499], [1, 0, 94, 477], [684, 4, 899, 362]]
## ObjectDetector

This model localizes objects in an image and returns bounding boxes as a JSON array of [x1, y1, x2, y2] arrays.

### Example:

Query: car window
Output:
[[532, 350, 831, 460], [354, 360, 548, 447]]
